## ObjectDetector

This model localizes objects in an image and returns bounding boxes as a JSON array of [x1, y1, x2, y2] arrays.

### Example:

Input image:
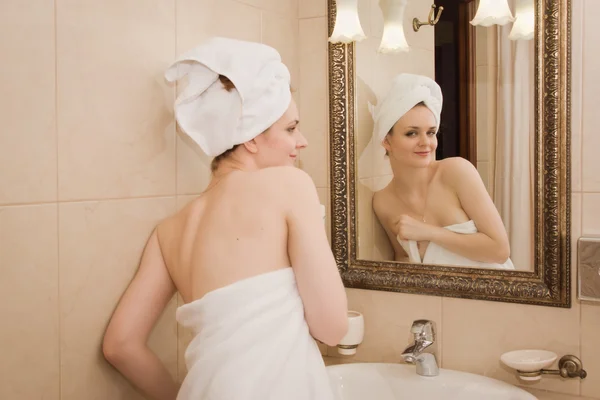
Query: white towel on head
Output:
[[372, 73, 443, 144], [165, 37, 291, 157]]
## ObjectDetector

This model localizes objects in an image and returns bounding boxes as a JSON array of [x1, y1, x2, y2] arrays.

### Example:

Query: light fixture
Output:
[[470, 0, 514, 27], [378, 0, 410, 53], [329, 0, 366, 44], [509, 0, 535, 40]]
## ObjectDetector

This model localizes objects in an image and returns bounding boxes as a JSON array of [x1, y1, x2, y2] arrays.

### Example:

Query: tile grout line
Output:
[[579, 0, 585, 196], [54, 0, 61, 397], [298, 15, 327, 20], [0, 194, 184, 208], [577, 0, 584, 381], [578, 194, 583, 397], [575, 3, 584, 394], [440, 297, 444, 368]]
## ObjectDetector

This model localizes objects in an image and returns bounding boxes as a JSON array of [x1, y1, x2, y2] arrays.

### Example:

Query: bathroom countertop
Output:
[[322, 357, 596, 400]]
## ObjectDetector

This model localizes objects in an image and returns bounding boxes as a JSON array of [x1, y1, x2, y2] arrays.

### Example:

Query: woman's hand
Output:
[[395, 214, 438, 242]]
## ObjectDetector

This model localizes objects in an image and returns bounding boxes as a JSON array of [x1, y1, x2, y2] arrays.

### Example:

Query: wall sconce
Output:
[[509, 0, 534, 40], [378, 0, 410, 53], [470, 0, 514, 27], [413, 4, 444, 32], [329, 0, 366, 44]]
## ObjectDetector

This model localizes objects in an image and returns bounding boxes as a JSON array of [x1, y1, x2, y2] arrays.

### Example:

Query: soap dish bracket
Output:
[[517, 355, 587, 381]]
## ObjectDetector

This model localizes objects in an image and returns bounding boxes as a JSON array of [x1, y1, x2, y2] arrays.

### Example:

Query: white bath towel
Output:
[[165, 37, 291, 157], [175, 268, 336, 400], [397, 220, 515, 270], [372, 73, 443, 145]]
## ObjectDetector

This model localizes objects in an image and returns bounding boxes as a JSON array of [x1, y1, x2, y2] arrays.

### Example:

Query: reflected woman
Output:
[[371, 74, 514, 269]]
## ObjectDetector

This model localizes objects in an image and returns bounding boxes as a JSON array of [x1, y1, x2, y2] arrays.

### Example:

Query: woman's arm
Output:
[[397, 158, 510, 264], [103, 229, 179, 400], [433, 158, 510, 263], [285, 168, 348, 346], [373, 191, 410, 262]]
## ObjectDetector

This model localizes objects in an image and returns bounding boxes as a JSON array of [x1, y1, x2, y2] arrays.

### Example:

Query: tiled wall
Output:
[[316, 1, 600, 399], [475, 25, 498, 194], [0, 0, 298, 398]]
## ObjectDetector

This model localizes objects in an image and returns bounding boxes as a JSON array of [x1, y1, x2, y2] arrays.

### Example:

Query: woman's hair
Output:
[[219, 74, 235, 91], [211, 75, 240, 173]]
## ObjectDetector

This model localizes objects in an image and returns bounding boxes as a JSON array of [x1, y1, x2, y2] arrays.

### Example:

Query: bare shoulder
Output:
[[154, 208, 183, 248], [253, 166, 317, 193], [438, 156, 476, 172], [372, 186, 390, 217], [437, 157, 479, 185], [256, 165, 314, 182], [155, 197, 198, 245]]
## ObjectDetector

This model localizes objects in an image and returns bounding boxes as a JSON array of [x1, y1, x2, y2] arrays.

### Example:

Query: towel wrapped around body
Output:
[[175, 267, 336, 400], [397, 220, 515, 270]]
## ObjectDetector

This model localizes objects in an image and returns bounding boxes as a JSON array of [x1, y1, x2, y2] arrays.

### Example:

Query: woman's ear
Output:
[[382, 134, 392, 155], [243, 139, 258, 154]]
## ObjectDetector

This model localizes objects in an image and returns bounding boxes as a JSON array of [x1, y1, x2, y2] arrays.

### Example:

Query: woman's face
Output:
[[254, 98, 308, 168], [383, 105, 438, 167]]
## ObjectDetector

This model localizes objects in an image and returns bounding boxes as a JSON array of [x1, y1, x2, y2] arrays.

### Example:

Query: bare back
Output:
[[156, 169, 292, 304]]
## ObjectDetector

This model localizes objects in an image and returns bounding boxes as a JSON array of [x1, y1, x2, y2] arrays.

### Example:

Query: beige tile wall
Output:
[[0, 0, 298, 398], [0, 205, 59, 399], [0, 1, 57, 206], [475, 25, 498, 194], [320, 1, 600, 399]]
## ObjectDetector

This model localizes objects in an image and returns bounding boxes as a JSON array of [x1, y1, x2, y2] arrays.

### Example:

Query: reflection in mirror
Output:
[[355, 0, 534, 271]]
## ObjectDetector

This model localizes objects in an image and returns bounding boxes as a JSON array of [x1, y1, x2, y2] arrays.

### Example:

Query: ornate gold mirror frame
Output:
[[327, 0, 571, 307]]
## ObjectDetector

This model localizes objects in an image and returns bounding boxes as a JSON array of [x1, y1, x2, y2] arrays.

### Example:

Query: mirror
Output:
[[355, 1, 534, 271], [327, 0, 571, 306]]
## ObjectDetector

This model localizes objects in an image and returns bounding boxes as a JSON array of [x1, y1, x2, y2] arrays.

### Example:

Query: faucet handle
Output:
[[410, 320, 436, 339]]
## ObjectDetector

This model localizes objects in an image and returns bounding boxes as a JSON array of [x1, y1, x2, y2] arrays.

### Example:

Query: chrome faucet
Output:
[[400, 319, 439, 376]]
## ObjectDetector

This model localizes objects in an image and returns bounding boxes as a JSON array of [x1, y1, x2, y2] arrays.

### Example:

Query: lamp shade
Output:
[[378, 0, 410, 53], [329, 0, 366, 44], [509, 0, 535, 40], [471, 0, 514, 27]]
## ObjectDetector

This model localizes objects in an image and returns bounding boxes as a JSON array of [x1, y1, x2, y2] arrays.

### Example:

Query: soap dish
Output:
[[501, 349, 558, 373], [501, 350, 557, 381], [501, 350, 587, 381]]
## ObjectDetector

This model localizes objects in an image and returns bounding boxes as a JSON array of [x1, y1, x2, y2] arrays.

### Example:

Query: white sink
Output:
[[327, 363, 537, 400]]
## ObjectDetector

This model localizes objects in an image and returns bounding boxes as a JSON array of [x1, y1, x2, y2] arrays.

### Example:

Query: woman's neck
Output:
[[206, 155, 257, 191], [389, 158, 433, 200]]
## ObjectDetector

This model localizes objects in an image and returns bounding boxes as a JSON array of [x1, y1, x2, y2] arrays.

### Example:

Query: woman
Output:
[[102, 37, 348, 400], [371, 74, 514, 269]]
